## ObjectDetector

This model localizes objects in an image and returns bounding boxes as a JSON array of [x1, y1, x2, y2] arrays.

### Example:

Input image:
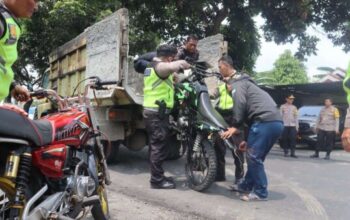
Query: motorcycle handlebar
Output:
[[95, 80, 117, 87], [30, 89, 47, 98], [31, 77, 118, 111]]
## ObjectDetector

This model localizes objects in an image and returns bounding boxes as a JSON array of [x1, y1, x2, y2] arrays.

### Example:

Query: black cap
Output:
[[157, 44, 177, 57]]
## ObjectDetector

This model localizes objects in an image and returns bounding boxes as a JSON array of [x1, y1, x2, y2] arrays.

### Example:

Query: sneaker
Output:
[[324, 155, 330, 160], [151, 179, 176, 189], [290, 155, 298, 158], [240, 192, 268, 202]]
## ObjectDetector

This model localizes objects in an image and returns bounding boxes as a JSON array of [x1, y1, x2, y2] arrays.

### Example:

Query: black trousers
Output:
[[316, 129, 336, 153], [214, 112, 244, 179], [280, 126, 297, 155], [144, 110, 170, 183]]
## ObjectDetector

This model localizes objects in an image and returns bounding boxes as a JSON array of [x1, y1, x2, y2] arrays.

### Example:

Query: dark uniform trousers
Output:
[[316, 129, 336, 153], [280, 126, 297, 155], [214, 112, 244, 180], [143, 110, 170, 183]]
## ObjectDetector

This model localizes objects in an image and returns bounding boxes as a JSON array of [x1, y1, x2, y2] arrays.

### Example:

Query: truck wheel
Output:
[[165, 134, 182, 160], [103, 140, 120, 164]]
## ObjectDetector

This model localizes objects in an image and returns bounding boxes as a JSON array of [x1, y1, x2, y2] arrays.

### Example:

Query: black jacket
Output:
[[133, 51, 156, 73], [229, 74, 282, 127]]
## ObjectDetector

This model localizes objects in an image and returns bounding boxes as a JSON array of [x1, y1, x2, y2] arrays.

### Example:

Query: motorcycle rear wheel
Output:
[[185, 139, 217, 192]]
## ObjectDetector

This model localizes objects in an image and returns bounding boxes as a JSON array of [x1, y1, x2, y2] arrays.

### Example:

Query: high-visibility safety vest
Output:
[[143, 67, 174, 108], [0, 7, 21, 101], [218, 83, 234, 110], [344, 62, 350, 105]]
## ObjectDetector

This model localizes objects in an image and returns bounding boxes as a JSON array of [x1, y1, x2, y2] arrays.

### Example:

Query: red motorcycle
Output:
[[0, 77, 115, 220]]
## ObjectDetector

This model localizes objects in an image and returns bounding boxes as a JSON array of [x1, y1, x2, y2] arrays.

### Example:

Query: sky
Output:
[[253, 17, 350, 78]]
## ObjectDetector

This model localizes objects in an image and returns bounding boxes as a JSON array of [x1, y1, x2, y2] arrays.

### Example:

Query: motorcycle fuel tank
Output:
[[43, 109, 91, 146]]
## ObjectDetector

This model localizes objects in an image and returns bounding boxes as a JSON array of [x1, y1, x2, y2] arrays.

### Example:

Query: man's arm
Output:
[[334, 108, 340, 133], [154, 60, 190, 79], [133, 51, 156, 73], [231, 81, 247, 127], [294, 106, 299, 131], [316, 110, 321, 129]]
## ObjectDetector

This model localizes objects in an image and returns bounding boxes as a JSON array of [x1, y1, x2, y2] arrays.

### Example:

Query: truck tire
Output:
[[165, 134, 182, 160], [103, 140, 120, 164]]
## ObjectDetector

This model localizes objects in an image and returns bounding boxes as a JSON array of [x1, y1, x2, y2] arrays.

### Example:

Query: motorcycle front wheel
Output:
[[91, 184, 109, 220], [185, 139, 217, 192]]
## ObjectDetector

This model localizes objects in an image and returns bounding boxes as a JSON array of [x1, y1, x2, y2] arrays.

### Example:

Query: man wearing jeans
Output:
[[220, 55, 283, 201]]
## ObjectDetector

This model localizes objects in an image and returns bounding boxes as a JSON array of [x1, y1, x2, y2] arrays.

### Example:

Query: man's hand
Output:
[[238, 141, 247, 152], [1, 104, 28, 117], [220, 127, 238, 139], [341, 128, 350, 152], [11, 85, 30, 102]]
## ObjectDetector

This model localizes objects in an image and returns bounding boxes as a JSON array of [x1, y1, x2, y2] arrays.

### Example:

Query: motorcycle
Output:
[[173, 62, 238, 192], [0, 77, 115, 219]]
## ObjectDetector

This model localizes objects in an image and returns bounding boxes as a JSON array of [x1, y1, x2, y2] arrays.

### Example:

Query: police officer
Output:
[[212, 61, 244, 183], [311, 98, 340, 160], [143, 44, 190, 189], [0, 0, 35, 106], [280, 94, 299, 158]]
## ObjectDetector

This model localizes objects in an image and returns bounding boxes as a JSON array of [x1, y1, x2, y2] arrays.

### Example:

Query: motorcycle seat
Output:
[[197, 91, 228, 129], [0, 107, 54, 147]]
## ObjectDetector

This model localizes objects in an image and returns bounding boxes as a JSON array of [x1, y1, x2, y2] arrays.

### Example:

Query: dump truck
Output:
[[42, 8, 227, 162]]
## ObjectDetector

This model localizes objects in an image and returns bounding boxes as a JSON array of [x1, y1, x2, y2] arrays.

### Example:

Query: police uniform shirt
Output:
[[316, 106, 340, 133], [280, 104, 298, 129]]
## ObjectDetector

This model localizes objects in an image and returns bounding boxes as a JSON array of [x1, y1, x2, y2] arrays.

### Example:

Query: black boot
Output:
[[310, 151, 319, 158], [324, 152, 330, 160], [151, 179, 176, 189], [290, 149, 298, 158]]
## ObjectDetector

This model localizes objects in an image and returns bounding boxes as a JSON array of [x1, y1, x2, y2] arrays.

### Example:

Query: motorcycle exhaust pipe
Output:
[[22, 184, 48, 220]]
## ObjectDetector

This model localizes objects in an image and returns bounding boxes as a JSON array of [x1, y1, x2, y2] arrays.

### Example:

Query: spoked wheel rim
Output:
[[97, 185, 109, 216], [186, 146, 210, 186], [0, 178, 16, 218]]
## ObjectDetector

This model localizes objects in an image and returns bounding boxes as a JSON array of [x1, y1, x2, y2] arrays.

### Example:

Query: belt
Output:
[[144, 107, 172, 114]]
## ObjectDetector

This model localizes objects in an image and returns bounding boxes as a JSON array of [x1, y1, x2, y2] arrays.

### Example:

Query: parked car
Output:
[[297, 105, 346, 148]]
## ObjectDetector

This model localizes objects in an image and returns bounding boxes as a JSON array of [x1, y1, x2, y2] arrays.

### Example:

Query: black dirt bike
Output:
[[172, 62, 238, 192]]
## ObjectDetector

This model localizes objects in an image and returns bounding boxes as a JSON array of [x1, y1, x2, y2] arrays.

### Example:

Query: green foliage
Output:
[[15, 0, 350, 85], [256, 50, 308, 85]]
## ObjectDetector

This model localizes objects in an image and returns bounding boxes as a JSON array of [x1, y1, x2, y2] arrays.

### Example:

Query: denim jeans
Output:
[[239, 121, 283, 198]]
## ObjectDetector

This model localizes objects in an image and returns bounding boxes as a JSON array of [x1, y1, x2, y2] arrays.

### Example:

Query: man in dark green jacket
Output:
[[220, 55, 283, 201]]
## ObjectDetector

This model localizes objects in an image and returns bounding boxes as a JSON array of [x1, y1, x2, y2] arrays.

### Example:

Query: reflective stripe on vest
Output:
[[0, 8, 21, 101], [343, 62, 350, 105], [143, 67, 174, 108], [218, 83, 234, 110]]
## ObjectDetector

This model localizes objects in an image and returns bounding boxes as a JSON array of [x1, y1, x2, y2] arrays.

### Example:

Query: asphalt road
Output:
[[97, 145, 350, 220]]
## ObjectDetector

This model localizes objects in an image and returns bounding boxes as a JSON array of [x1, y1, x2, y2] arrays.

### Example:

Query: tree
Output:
[[16, 0, 350, 84], [256, 50, 308, 85]]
